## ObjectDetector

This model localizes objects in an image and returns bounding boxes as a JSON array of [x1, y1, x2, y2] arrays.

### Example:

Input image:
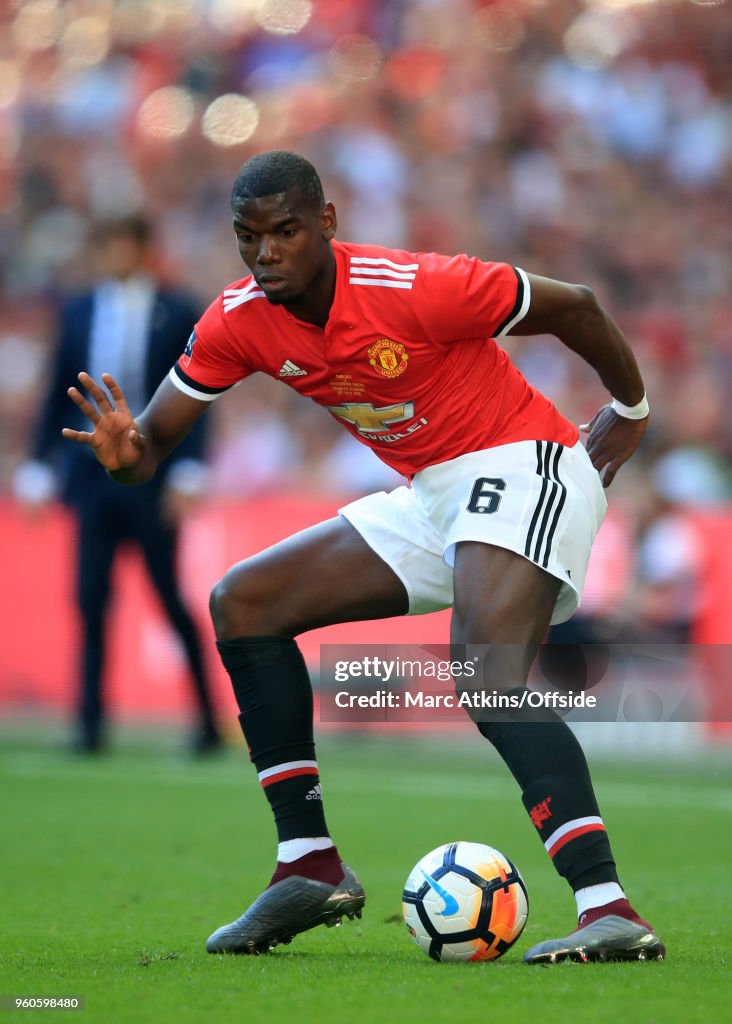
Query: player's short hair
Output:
[[231, 151, 325, 212]]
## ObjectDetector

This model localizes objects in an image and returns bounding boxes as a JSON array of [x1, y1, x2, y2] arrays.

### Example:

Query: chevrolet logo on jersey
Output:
[[326, 401, 415, 433]]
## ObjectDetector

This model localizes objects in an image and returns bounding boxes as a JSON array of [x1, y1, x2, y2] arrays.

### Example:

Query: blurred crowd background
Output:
[[1, 0, 731, 642]]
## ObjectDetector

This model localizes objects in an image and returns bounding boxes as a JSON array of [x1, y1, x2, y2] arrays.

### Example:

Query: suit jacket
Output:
[[33, 284, 207, 508]]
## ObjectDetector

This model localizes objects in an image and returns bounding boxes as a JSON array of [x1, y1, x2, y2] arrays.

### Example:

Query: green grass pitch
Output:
[[1, 728, 730, 1024]]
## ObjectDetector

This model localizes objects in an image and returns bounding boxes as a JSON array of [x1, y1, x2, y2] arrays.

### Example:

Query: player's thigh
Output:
[[211, 516, 409, 638], [451, 542, 561, 684]]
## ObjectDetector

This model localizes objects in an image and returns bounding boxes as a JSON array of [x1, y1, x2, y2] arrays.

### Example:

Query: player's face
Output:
[[232, 189, 336, 306]]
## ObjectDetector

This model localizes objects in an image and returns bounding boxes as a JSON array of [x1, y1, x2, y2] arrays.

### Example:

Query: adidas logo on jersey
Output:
[[305, 783, 322, 801], [278, 360, 308, 377]]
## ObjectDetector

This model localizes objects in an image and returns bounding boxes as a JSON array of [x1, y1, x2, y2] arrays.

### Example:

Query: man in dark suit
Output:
[[15, 215, 221, 754]]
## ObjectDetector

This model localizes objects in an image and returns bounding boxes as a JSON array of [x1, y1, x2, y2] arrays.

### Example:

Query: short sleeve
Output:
[[415, 253, 531, 342], [168, 295, 254, 401]]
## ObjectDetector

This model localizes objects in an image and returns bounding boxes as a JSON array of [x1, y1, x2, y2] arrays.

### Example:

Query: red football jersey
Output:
[[170, 239, 578, 477]]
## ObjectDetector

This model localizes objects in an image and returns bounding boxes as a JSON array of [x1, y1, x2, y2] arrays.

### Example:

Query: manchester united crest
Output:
[[368, 337, 409, 379]]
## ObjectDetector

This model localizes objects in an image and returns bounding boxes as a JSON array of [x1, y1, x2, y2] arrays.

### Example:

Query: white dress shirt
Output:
[[88, 274, 155, 414]]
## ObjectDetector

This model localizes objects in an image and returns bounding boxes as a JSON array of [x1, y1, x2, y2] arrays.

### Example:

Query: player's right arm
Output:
[[63, 286, 251, 484], [62, 371, 209, 484]]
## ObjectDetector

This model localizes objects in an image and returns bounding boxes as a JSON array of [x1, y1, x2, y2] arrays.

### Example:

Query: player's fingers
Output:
[[584, 434, 605, 460], [61, 427, 94, 445], [600, 462, 617, 488], [587, 439, 614, 472], [581, 417, 606, 437], [580, 407, 605, 432], [102, 373, 130, 413], [586, 420, 618, 457], [601, 449, 632, 487], [67, 387, 101, 424], [77, 371, 114, 414]]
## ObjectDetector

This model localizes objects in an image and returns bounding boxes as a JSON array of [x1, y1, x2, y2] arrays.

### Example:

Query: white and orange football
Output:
[[402, 841, 529, 962]]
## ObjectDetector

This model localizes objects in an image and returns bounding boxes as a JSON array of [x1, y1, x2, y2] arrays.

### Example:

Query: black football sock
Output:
[[217, 635, 330, 844], [477, 692, 619, 891]]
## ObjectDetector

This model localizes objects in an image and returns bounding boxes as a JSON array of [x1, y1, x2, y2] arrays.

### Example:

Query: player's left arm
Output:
[[508, 274, 648, 487]]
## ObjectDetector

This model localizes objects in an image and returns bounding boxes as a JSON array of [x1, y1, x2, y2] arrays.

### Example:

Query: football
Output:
[[402, 841, 529, 962]]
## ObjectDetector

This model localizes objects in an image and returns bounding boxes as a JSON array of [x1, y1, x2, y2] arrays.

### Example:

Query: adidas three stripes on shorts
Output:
[[339, 440, 607, 625]]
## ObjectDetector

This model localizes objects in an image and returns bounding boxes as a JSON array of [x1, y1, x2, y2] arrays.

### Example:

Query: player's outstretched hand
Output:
[[580, 404, 648, 488], [62, 372, 146, 472]]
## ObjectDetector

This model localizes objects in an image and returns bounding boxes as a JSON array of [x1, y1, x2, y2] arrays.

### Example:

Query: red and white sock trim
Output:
[[258, 760, 319, 788], [544, 816, 606, 858]]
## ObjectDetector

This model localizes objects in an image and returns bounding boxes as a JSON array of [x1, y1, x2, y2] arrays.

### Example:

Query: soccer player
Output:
[[62, 151, 664, 963]]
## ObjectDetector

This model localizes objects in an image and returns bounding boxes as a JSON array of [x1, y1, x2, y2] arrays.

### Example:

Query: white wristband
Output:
[[610, 393, 649, 420]]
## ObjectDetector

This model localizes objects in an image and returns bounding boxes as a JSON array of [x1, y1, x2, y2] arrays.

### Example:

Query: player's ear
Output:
[[320, 202, 337, 241]]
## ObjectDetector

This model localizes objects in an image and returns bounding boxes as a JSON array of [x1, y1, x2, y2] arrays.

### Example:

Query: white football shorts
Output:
[[339, 440, 607, 625]]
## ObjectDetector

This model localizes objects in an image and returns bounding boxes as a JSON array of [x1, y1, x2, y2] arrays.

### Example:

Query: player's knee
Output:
[[452, 639, 537, 735], [209, 562, 279, 639], [453, 643, 531, 696], [209, 571, 254, 638]]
